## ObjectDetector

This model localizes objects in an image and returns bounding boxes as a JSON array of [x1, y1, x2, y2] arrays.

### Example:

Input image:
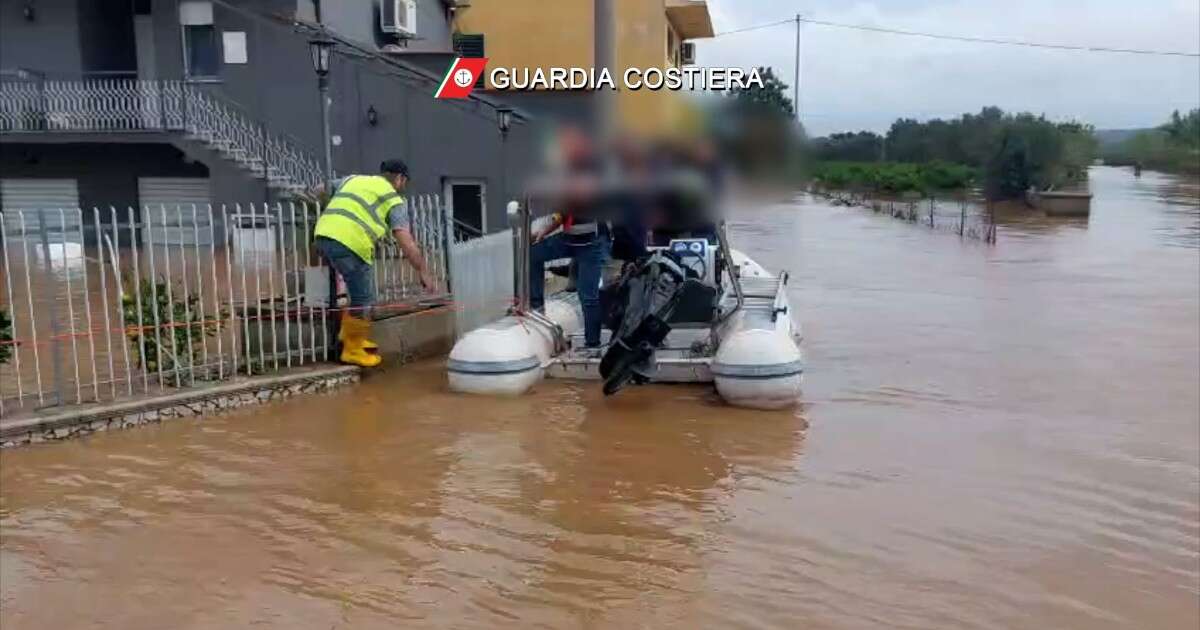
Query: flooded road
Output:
[[2, 166, 1198, 629]]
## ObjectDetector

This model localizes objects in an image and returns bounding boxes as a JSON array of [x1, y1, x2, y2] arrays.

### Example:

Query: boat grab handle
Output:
[[716, 221, 745, 324]]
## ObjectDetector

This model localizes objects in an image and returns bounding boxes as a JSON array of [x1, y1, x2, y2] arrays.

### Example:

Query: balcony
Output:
[[0, 73, 323, 193], [1, 74, 190, 133], [665, 0, 714, 40]]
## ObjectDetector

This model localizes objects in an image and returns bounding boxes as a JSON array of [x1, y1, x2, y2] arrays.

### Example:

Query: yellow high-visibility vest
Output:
[[313, 175, 406, 264]]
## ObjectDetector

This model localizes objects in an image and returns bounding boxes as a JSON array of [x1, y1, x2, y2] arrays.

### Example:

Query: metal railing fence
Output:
[[0, 76, 323, 192], [813, 189, 999, 243], [0, 195, 454, 416]]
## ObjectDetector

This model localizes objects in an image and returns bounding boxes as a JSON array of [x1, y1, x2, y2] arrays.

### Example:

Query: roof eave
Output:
[[665, 1, 714, 40]]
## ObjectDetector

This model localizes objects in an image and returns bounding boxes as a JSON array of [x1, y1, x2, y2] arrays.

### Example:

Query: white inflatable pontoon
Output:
[[447, 222, 802, 410]]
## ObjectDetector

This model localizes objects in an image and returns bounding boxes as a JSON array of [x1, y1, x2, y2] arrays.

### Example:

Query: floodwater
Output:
[[2, 166, 1198, 629]]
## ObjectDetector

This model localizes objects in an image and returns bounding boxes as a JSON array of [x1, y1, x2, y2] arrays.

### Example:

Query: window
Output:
[[180, 1, 220, 78], [222, 31, 247, 64], [453, 34, 485, 59], [452, 34, 485, 87]]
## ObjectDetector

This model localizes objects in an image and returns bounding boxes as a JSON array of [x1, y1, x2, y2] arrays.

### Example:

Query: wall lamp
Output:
[[495, 106, 513, 138]]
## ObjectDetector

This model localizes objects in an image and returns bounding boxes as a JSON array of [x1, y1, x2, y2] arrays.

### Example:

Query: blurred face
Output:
[[391, 174, 408, 192], [616, 136, 649, 174], [558, 127, 593, 168]]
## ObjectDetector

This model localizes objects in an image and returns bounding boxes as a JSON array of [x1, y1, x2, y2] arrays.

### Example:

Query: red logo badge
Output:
[[435, 57, 489, 99]]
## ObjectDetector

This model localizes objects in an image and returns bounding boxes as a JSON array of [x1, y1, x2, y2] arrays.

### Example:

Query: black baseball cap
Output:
[[380, 159, 409, 176]]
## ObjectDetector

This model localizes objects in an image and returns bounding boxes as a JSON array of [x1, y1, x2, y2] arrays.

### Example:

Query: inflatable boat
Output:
[[446, 220, 802, 410]]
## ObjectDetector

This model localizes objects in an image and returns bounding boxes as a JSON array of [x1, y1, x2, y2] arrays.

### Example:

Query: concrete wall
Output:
[[498, 91, 594, 130], [317, 0, 453, 52], [0, 0, 84, 75], [372, 307, 456, 367], [454, 0, 593, 85], [453, 0, 699, 136], [0, 366, 361, 448], [400, 0, 455, 53], [1034, 192, 1092, 217], [616, 0, 678, 135], [0, 141, 209, 211]]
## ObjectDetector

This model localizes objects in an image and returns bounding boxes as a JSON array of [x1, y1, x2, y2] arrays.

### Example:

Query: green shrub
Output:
[[121, 278, 225, 386], [0, 307, 12, 365], [812, 161, 977, 195]]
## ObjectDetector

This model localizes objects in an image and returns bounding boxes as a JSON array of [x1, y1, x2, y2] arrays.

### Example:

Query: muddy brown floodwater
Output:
[[2, 167, 1198, 629]]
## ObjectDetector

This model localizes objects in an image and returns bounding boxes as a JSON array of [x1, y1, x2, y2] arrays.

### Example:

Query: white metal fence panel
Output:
[[373, 194, 452, 313], [449, 228, 514, 338]]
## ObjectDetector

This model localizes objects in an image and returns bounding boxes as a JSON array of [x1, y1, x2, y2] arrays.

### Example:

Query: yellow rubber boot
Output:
[[339, 315, 382, 368], [338, 315, 378, 352]]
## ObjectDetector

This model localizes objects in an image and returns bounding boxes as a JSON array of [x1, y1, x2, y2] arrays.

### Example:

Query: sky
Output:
[[693, 0, 1200, 137]]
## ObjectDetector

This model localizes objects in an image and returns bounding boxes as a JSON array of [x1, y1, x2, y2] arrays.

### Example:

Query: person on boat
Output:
[[648, 140, 721, 247], [528, 129, 612, 351], [608, 135, 651, 263], [313, 159, 436, 368]]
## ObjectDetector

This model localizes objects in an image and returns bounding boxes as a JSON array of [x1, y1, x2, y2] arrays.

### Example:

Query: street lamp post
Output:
[[496, 105, 513, 205], [309, 35, 336, 193], [495, 106, 527, 308], [496, 104, 513, 243], [309, 34, 339, 349]]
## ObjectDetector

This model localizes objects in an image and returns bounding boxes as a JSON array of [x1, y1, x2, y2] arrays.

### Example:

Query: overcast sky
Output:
[[693, 0, 1200, 136]]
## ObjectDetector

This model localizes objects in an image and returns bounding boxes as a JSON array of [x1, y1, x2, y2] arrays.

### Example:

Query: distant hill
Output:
[[1094, 128, 1151, 147]]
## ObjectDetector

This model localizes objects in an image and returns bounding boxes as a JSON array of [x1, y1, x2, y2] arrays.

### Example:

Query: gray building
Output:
[[0, 0, 536, 236]]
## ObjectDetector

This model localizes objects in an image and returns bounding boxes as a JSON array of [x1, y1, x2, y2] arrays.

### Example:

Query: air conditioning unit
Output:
[[381, 0, 417, 37], [680, 41, 696, 65]]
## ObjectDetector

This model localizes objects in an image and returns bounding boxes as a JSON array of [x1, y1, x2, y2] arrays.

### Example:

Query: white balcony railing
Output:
[[0, 77, 323, 192]]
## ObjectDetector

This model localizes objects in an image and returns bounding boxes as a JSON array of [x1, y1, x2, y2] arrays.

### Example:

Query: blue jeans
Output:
[[315, 237, 374, 313], [530, 233, 610, 346]]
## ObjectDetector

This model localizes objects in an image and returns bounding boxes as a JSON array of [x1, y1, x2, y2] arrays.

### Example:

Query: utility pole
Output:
[[594, 0, 616, 141], [793, 14, 801, 123]]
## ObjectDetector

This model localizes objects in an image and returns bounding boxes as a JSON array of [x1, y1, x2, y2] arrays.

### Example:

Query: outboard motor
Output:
[[599, 249, 715, 395]]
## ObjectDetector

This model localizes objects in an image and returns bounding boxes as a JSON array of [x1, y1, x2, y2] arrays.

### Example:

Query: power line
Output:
[[716, 15, 1200, 58], [801, 17, 1200, 57], [715, 19, 794, 36]]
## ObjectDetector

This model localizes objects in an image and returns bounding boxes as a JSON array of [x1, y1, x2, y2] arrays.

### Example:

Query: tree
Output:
[[714, 66, 801, 176], [1161, 109, 1200, 149], [816, 107, 1097, 199], [1102, 109, 1200, 174], [812, 131, 883, 162], [985, 130, 1032, 199], [726, 66, 794, 118]]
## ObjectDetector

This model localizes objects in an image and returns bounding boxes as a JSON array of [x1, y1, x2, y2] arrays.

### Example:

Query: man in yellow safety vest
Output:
[[313, 159, 435, 367]]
